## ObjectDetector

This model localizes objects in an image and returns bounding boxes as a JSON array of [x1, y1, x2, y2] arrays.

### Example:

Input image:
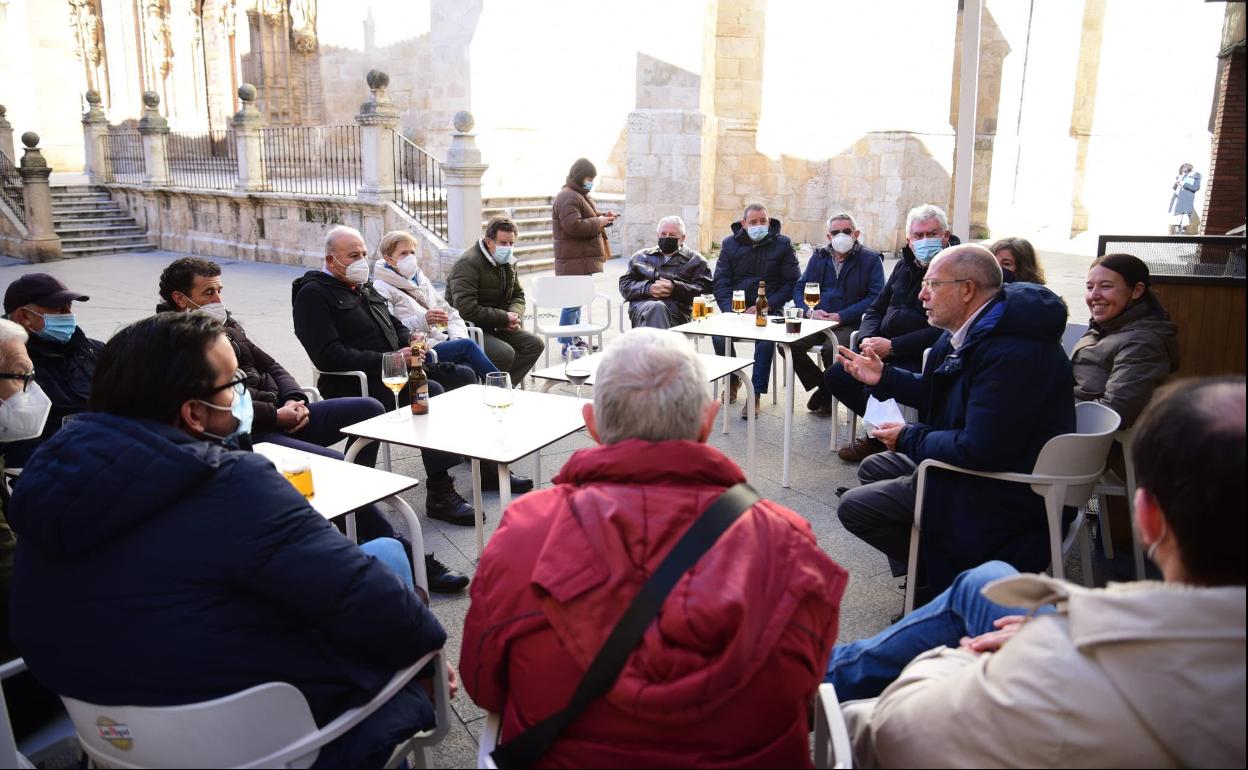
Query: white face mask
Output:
[[188, 299, 229, 321], [0, 381, 53, 443], [830, 233, 855, 254], [395, 254, 420, 280], [335, 256, 371, 285]]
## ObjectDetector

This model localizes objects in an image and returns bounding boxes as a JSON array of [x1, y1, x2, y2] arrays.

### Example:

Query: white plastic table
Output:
[[530, 351, 757, 480], [340, 384, 587, 558], [671, 313, 838, 487], [252, 442, 430, 587]]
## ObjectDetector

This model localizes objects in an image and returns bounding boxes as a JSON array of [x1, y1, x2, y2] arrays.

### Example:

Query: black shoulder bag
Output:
[[490, 482, 761, 769]]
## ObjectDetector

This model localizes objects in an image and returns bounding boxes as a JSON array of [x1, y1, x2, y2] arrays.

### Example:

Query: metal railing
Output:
[[0, 149, 24, 225], [103, 130, 145, 184], [393, 131, 447, 241], [260, 125, 361, 196], [167, 130, 237, 190], [1097, 234, 1247, 280]]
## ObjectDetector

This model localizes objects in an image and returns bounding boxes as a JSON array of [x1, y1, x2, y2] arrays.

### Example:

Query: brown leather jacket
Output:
[[552, 185, 609, 276]]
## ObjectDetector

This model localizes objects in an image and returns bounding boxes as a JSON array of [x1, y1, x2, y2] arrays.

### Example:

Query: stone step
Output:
[[51, 193, 112, 203], [50, 206, 128, 217], [49, 184, 104, 195], [62, 242, 156, 257], [516, 255, 555, 274], [482, 195, 554, 209], [483, 205, 551, 220], [53, 215, 138, 226], [51, 202, 125, 213], [58, 232, 154, 247], [55, 224, 145, 237]]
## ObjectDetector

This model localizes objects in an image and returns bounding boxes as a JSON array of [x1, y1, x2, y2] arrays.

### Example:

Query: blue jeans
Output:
[[558, 307, 581, 345], [433, 337, 499, 381], [825, 561, 1052, 701], [360, 538, 416, 591], [712, 336, 775, 395]]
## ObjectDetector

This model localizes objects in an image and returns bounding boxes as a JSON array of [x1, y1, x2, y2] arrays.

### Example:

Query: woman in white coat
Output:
[[373, 231, 499, 381]]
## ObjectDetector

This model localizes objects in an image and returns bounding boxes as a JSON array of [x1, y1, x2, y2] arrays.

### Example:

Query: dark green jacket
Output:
[[446, 241, 527, 332]]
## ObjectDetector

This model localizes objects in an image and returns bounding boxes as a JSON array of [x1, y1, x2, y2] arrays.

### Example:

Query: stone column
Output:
[[0, 105, 13, 162], [233, 84, 265, 192], [81, 90, 111, 184], [138, 91, 170, 186], [17, 133, 63, 262], [442, 110, 488, 253], [355, 70, 400, 203]]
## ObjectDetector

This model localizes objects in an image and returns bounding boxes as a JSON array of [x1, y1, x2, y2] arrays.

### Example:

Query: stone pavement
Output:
[[0, 244, 1106, 768]]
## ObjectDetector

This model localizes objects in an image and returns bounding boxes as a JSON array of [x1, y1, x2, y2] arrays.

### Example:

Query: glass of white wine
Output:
[[381, 350, 408, 422], [484, 372, 513, 435], [565, 345, 591, 401]]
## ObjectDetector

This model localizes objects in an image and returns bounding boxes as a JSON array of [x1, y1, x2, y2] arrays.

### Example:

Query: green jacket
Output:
[[447, 240, 527, 332]]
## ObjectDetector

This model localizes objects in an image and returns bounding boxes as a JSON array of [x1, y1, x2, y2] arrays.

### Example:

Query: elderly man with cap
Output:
[[2, 273, 103, 465]]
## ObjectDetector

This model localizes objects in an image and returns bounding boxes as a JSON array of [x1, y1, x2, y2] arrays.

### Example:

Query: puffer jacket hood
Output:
[[8, 413, 223, 558], [962, 281, 1069, 351], [1090, 299, 1180, 368]]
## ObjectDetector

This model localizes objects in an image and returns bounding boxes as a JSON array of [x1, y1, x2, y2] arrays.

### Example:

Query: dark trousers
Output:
[[628, 299, 685, 329], [712, 336, 775, 395], [255, 396, 385, 468], [781, 325, 855, 391], [837, 451, 918, 577], [482, 328, 546, 385]]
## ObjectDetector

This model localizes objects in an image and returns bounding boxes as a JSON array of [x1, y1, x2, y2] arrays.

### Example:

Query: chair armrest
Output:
[[912, 459, 1102, 528], [815, 683, 852, 770], [300, 387, 322, 403], [313, 369, 369, 399], [465, 324, 484, 346], [0, 659, 27, 681], [478, 713, 502, 769]]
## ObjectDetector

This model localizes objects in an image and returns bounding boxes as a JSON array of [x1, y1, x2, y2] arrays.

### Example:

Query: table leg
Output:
[[781, 342, 795, 488], [538, 379, 557, 394], [381, 494, 429, 593], [741, 371, 756, 480], [499, 463, 513, 519], [342, 438, 376, 543], [721, 375, 729, 434], [471, 458, 484, 559], [535, 449, 543, 490]]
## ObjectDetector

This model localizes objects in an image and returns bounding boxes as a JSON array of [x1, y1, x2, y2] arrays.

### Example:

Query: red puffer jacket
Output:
[[461, 439, 848, 768]]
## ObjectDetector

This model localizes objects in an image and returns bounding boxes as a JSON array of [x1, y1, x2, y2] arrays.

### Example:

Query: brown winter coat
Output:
[[552, 185, 610, 276], [1071, 298, 1179, 428]]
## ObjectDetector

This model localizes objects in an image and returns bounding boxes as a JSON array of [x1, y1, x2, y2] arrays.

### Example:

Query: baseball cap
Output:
[[3, 273, 90, 315]]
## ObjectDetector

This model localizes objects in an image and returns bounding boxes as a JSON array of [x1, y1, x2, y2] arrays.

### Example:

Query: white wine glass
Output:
[[565, 346, 591, 401], [484, 372, 513, 436], [381, 351, 408, 422]]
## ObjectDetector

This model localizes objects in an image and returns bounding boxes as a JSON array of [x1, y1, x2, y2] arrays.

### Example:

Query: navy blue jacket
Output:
[[712, 218, 800, 314], [871, 283, 1075, 595], [792, 243, 885, 325], [2, 327, 104, 466], [858, 238, 960, 367], [7, 414, 445, 736]]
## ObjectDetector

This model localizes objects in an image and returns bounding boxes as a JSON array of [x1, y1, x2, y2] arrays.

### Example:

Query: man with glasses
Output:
[[814, 205, 960, 459], [1, 273, 104, 466], [833, 244, 1074, 609], [6, 312, 448, 767]]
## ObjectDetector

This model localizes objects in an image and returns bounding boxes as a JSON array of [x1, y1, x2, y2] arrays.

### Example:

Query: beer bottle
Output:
[[408, 346, 430, 415], [755, 281, 768, 327]]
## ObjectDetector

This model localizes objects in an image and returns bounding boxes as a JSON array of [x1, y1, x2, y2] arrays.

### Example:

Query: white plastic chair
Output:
[[1, 658, 79, 769], [814, 683, 853, 769], [311, 366, 392, 472], [529, 276, 612, 367], [1062, 322, 1089, 357], [843, 331, 922, 448], [1090, 428, 1146, 579], [476, 712, 501, 769], [902, 401, 1121, 614], [60, 648, 448, 769]]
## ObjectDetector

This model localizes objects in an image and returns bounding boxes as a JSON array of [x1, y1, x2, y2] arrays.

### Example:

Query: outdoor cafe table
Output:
[[340, 384, 587, 558], [670, 312, 839, 487], [252, 441, 431, 588], [530, 350, 757, 480]]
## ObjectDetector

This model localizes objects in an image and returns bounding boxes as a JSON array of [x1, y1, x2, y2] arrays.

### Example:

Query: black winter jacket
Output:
[[712, 218, 801, 314], [3, 328, 104, 466], [858, 236, 961, 366], [619, 245, 713, 323]]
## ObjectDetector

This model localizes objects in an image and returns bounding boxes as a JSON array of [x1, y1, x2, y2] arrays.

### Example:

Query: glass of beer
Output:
[[381, 351, 408, 421], [282, 453, 315, 499], [429, 307, 448, 334], [785, 306, 803, 334], [702, 294, 717, 317], [692, 295, 706, 320], [732, 290, 746, 315], [803, 282, 821, 318]]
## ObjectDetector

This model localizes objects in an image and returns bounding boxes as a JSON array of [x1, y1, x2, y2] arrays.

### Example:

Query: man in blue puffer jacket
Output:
[[834, 244, 1074, 606], [7, 313, 446, 767]]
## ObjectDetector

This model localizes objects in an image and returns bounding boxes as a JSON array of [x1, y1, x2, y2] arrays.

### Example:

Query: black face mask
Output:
[[658, 237, 679, 255]]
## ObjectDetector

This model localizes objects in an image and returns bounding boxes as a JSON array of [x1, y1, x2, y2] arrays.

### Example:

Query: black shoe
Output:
[[425, 553, 470, 594], [426, 475, 478, 526], [806, 389, 832, 416], [479, 464, 535, 494]]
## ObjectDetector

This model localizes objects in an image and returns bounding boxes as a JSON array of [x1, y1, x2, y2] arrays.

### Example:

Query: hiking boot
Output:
[[425, 553, 470, 594], [836, 436, 887, 463], [425, 475, 478, 526], [806, 389, 832, 416]]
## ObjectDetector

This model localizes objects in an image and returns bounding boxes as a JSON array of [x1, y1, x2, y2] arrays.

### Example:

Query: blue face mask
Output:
[[28, 310, 77, 343], [746, 224, 769, 242], [493, 245, 513, 264], [198, 388, 254, 444], [582, 180, 594, 192], [911, 237, 944, 265]]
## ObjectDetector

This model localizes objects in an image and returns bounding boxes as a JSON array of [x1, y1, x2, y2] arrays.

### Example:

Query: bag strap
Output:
[[490, 482, 761, 769]]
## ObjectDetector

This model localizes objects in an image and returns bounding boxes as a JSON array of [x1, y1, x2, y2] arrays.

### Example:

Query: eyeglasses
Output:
[[828, 228, 854, 236], [204, 369, 248, 399], [0, 371, 36, 392], [919, 278, 973, 291]]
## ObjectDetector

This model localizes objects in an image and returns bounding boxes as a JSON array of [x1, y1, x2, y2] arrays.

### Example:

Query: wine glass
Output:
[[732, 289, 746, 315], [565, 345, 592, 401], [484, 372, 513, 434], [381, 351, 408, 421], [803, 282, 821, 318]]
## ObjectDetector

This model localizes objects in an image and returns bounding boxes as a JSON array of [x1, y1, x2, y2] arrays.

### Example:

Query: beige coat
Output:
[[552, 185, 610, 276], [371, 259, 468, 345], [845, 574, 1246, 768]]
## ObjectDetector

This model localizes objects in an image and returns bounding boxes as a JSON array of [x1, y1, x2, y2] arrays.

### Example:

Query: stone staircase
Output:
[[482, 192, 624, 273], [51, 185, 153, 257]]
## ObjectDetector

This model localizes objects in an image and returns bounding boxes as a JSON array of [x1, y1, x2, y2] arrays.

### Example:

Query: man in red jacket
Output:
[[461, 328, 848, 768]]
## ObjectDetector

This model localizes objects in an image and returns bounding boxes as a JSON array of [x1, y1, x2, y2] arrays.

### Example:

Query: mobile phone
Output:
[[769, 316, 785, 324]]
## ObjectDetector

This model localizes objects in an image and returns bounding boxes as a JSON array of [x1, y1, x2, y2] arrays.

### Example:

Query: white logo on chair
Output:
[[96, 717, 134, 751]]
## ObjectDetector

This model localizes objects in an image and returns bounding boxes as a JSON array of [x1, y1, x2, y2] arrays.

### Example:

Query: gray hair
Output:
[[593, 328, 710, 444], [0, 319, 29, 369], [936, 243, 1003, 290], [827, 212, 857, 231], [906, 204, 948, 236], [656, 215, 686, 235], [742, 202, 767, 220], [325, 225, 363, 256]]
